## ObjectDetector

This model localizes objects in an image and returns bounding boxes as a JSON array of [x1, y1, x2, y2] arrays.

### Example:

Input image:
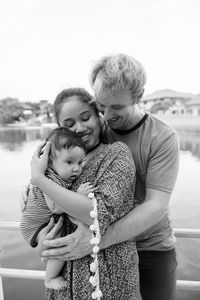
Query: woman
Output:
[[21, 87, 140, 300]]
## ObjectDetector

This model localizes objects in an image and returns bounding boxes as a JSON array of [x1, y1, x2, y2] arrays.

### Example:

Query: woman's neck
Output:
[[86, 140, 101, 154]]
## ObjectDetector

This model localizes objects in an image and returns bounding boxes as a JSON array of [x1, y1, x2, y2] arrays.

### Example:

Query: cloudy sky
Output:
[[0, 0, 199, 102]]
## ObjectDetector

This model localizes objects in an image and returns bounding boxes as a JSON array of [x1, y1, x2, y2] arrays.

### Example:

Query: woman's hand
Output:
[[42, 217, 93, 260], [31, 141, 51, 186]]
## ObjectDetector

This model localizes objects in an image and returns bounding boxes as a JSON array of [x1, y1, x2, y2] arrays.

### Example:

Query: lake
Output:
[[0, 126, 200, 300]]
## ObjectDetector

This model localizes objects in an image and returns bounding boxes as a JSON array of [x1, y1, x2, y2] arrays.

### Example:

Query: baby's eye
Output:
[[66, 160, 72, 165]]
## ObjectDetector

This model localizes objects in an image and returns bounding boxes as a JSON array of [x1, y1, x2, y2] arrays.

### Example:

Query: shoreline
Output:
[[0, 116, 200, 132], [153, 115, 200, 132]]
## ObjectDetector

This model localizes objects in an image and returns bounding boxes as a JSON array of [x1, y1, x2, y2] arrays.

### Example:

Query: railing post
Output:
[[0, 248, 4, 300], [0, 274, 4, 300]]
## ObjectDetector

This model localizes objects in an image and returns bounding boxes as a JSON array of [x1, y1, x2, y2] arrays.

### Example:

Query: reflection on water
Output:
[[0, 127, 200, 160], [0, 127, 52, 151], [179, 134, 200, 160]]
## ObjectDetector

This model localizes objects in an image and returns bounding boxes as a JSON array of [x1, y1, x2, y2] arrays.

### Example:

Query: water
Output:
[[0, 126, 200, 300]]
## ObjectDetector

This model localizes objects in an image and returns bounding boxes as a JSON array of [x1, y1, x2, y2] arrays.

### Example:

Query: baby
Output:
[[32, 127, 94, 290]]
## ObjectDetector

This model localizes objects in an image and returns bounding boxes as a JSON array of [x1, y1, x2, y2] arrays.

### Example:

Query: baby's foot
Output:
[[45, 276, 67, 290]]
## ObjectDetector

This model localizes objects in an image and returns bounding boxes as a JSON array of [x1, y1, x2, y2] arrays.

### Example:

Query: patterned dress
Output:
[[21, 142, 140, 300]]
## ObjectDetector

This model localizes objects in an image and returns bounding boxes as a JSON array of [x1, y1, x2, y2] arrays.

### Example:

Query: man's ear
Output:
[[136, 89, 145, 104]]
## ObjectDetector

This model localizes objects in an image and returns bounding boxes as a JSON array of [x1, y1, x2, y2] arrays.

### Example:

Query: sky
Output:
[[0, 0, 200, 103]]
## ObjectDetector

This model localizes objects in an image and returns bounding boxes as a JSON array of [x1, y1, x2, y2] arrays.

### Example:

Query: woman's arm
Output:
[[41, 142, 137, 260], [31, 142, 93, 225], [93, 142, 136, 237], [35, 176, 93, 225]]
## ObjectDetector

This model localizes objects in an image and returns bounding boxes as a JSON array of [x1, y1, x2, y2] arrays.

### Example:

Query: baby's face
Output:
[[52, 146, 85, 181]]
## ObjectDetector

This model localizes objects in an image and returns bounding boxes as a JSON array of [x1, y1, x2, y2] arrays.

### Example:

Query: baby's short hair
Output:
[[46, 127, 86, 160]]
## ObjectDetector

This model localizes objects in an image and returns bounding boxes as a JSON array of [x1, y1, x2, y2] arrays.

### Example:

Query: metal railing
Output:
[[1, 222, 200, 299]]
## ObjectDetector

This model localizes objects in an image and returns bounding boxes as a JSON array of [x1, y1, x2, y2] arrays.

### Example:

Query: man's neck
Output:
[[121, 106, 146, 131]]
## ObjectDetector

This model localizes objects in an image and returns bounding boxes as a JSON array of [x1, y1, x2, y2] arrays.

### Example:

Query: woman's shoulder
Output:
[[108, 141, 131, 152], [101, 141, 132, 158]]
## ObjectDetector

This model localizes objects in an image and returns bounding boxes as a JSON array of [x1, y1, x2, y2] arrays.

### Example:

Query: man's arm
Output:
[[42, 188, 169, 260], [100, 188, 170, 249]]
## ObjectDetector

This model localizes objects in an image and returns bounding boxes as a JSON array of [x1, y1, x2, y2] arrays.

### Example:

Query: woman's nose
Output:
[[74, 122, 86, 133]]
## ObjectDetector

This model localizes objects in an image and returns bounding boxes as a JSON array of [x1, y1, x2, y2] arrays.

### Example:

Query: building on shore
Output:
[[185, 94, 200, 116], [140, 89, 200, 116]]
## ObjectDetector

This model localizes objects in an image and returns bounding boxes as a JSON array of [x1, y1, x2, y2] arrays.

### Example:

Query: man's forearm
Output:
[[100, 198, 166, 249]]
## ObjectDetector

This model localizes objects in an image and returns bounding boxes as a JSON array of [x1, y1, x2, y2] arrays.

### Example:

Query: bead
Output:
[[90, 237, 100, 245], [90, 262, 96, 272], [93, 245, 99, 253], [90, 237, 95, 245], [91, 291, 97, 299], [88, 192, 94, 199], [95, 290, 103, 298], [90, 210, 97, 218], [89, 275, 97, 286], [90, 224, 98, 231]]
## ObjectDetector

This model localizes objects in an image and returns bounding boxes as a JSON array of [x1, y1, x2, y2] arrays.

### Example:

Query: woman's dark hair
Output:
[[53, 87, 99, 125], [53, 87, 106, 144], [46, 127, 86, 160]]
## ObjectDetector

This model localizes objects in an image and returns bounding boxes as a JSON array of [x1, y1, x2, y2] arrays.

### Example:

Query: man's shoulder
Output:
[[147, 114, 177, 135], [139, 114, 177, 145]]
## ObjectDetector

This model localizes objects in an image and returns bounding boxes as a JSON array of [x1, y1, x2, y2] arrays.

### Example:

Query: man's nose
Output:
[[103, 107, 112, 121]]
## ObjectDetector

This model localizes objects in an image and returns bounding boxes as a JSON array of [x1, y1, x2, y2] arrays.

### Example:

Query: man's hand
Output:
[[36, 216, 64, 256], [42, 217, 93, 260]]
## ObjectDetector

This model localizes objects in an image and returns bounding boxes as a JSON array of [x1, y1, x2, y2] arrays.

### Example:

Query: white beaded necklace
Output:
[[88, 192, 103, 299]]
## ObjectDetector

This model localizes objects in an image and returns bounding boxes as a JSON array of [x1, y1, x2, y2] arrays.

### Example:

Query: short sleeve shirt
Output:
[[105, 114, 180, 251]]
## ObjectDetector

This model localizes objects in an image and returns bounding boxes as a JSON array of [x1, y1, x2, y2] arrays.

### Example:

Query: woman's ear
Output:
[[98, 113, 106, 131], [98, 113, 109, 144]]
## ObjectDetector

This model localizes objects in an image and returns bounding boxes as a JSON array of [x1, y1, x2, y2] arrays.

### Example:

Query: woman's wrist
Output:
[[31, 172, 45, 187]]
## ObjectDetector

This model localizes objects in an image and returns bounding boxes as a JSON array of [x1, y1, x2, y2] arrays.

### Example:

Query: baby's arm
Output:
[[77, 182, 97, 196]]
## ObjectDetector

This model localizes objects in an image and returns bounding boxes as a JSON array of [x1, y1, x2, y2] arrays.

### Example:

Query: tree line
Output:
[[0, 97, 53, 125]]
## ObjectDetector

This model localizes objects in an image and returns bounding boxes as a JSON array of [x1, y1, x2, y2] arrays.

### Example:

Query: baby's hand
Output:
[[77, 182, 97, 196]]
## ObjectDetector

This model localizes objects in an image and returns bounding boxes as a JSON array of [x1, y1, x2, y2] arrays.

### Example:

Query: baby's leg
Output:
[[45, 259, 67, 290]]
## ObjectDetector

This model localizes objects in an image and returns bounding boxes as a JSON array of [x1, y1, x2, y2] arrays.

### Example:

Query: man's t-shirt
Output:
[[105, 113, 180, 251]]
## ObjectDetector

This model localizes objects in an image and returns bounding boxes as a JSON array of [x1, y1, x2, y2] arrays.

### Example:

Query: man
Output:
[[33, 54, 180, 300]]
